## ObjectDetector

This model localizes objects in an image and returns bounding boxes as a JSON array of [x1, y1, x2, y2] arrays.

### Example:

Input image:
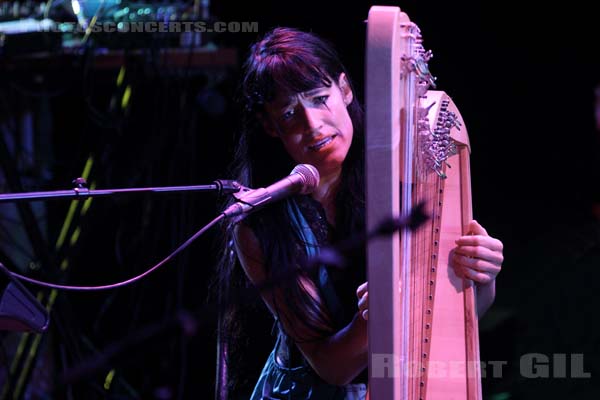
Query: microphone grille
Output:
[[291, 164, 320, 194]]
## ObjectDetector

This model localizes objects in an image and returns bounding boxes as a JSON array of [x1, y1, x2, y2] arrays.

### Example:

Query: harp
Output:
[[366, 6, 481, 400]]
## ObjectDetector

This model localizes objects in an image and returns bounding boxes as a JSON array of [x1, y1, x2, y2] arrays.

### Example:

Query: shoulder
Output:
[[233, 222, 268, 285]]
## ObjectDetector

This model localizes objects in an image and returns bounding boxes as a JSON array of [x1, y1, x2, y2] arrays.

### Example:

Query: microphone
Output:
[[223, 164, 320, 219]]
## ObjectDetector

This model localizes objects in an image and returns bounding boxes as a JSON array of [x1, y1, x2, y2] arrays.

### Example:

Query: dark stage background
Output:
[[0, 1, 598, 399]]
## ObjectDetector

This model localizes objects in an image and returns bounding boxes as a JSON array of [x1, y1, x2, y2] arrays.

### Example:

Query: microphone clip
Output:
[[223, 187, 270, 220]]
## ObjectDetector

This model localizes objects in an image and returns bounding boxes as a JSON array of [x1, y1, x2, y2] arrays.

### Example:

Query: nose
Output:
[[301, 106, 322, 135]]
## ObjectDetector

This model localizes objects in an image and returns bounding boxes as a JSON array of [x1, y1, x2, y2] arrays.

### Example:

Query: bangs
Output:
[[241, 27, 346, 115], [245, 52, 334, 110]]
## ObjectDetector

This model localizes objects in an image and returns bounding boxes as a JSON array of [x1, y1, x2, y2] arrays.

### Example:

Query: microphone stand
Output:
[[0, 177, 243, 333], [0, 178, 243, 203]]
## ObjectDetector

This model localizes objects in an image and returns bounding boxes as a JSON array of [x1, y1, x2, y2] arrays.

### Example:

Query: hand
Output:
[[356, 282, 369, 320], [452, 220, 503, 286]]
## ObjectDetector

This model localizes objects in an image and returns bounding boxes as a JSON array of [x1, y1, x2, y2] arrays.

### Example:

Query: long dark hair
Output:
[[214, 27, 365, 394]]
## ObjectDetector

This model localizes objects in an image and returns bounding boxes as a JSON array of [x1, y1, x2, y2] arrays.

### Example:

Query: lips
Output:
[[308, 134, 337, 151]]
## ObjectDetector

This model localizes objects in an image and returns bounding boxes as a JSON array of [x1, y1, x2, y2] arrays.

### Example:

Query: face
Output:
[[262, 73, 354, 178]]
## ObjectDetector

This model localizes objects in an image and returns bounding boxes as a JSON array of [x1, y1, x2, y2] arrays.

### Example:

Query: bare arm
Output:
[[234, 223, 368, 385]]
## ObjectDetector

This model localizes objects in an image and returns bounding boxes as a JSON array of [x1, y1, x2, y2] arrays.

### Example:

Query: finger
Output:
[[362, 309, 369, 320], [455, 235, 503, 252], [356, 282, 368, 298], [453, 245, 504, 265], [358, 292, 369, 311], [455, 265, 493, 284], [469, 220, 488, 236], [452, 253, 502, 275]]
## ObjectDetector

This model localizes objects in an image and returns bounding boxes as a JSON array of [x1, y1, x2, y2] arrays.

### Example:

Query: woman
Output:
[[219, 27, 503, 399]]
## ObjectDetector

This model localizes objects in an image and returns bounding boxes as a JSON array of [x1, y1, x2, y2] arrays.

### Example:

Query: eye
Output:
[[281, 108, 295, 120], [313, 95, 328, 105]]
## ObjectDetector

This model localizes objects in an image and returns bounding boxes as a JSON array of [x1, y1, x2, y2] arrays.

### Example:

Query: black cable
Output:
[[3, 213, 225, 291]]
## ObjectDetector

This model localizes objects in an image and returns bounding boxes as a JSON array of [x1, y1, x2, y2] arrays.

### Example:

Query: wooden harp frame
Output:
[[366, 6, 482, 400]]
